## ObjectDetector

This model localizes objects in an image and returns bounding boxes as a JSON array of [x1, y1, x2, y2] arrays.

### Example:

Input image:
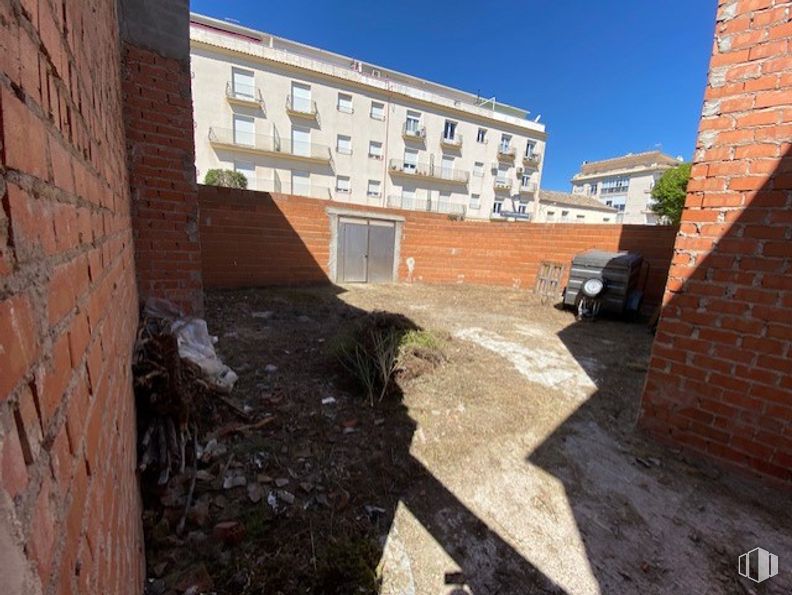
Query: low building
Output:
[[189, 13, 546, 220], [570, 151, 683, 224], [534, 190, 618, 223]]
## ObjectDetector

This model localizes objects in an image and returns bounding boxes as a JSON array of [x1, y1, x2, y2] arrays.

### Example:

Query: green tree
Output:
[[203, 169, 248, 189], [650, 162, 691, 225]]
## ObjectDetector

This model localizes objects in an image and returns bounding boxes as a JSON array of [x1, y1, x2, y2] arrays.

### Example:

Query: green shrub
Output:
[[399, 329, 441, 352], [203, 168, 248, 189], [331, 313, 442, 405]]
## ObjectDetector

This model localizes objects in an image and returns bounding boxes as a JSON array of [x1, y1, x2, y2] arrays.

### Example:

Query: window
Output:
[[603, 217, 611, 222], [517, 202, 527, 214], [290, 82, 312, 112], [521, 173, 532, 189], [441, 156, 454, 179], [477, 128, 487, 143], [438, 191, 451, 206], [493, 200, 503, 214], [336, 175, 351, 194], [231, 68, 255, 99], [291, 126, 310, 157], [233, 115, 255, 146], [589, 182, 598, 196], [473, 162, 484, 177], [370, 101, 385, 120], [405, 111, 421, 133], [403, 148, 418, 172], [605, 200, 613, 207], [234, 161, 255, 190], [401, 187, 416, 208], [525, 141, 536, 157], [469, 194, 481, 210], [601, 176, 630, 194], [547, 210, 556, 221], [292, 171, 310, 196], [336, 135, 352, 155], [496, 165, 509, 184], [367, 179, 381, 197], [337, 93, 353, 113], [443, 120, 457, 141], [610, 197, 627, 212], [576, 214, 585, 220], [368, 141, 383, 159], [500, 134, 512, 152], [561, 210, 570, 221]]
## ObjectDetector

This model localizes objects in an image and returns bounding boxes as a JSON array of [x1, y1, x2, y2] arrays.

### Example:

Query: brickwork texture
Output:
[[121, 22, 203, 316], [0, 0, 144, 593], [198, 186, 678, 308], [640, 0, 792, 484]]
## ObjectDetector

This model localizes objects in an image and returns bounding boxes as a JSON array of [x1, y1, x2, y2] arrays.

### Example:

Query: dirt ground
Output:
[[143, 283, 791, 595]]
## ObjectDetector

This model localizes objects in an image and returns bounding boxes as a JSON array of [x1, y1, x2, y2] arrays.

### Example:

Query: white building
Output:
[[534, 190, 618, 223], [189, 13, 547, 220], [570, 151, 682, 224]]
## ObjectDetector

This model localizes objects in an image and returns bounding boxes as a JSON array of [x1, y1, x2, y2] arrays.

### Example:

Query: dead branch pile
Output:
[[134, 310, 212, 486]]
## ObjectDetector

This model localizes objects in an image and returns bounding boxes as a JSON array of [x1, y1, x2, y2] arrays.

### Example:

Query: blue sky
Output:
[[191, 0, 716, 191]]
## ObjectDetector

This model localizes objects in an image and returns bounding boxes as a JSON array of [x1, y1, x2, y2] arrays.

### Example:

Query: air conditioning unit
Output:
[[516, 167, 524, 176]]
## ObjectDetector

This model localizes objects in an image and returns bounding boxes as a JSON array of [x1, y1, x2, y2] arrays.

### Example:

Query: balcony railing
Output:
[[287, 184, 332, 200], [225, 82, 265, 111], [519, 181, 537, 193], [386, 195, 466, 216], [497, 144, 516, 160], [219, 176, 330, 200], [388, 159, 469, 184], [208, 127, 333, 164], [402, 122, 426, 141], [494, 179, 512, 192], [491, 208, 532, 221], [523, 152, 541, 168], [440, 133, 463, 149], [286, 94, 320, 124], [342, 193, 384, 207]]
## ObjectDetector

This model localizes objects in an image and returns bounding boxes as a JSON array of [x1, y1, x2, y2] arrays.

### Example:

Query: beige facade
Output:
[[570, 151, 682, 224], [189, 13, 546, 220]]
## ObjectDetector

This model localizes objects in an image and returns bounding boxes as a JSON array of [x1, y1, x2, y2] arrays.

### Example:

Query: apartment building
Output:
[[570, 151, 683, 224], [189, 13, 546, 220]]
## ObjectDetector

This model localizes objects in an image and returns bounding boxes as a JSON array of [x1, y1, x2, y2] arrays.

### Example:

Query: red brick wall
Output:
[[122, 44, 203, 315], [198, 186, 677, 307], [0, 0, 144, 593], [640, 0, 792, 483]]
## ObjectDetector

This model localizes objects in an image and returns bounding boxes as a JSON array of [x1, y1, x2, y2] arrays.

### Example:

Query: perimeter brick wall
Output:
[[640, 0, 792, 484], [0, 0, 144, 593]]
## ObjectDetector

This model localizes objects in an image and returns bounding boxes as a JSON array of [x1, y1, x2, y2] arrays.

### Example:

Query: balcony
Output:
[[497, 144, 516, 160], [491, 208, 532, 221], [208, 127, 333, 165], [440, 133, 463, 150], [402, 122, 426, 142], [226, 82, 265, 111], [388, 159, 469, 184], [386, 195, 466, 217], [494, 178, 512, 192], [288, 185, 332, 200], [523, 152, 541, 168], [286, 94, 320, 124], [230, 176, 331, 200], [519, 181, 537, 194]]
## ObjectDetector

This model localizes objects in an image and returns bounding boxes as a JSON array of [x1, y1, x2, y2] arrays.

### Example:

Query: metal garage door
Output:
[[338, 218, 396, 283]]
